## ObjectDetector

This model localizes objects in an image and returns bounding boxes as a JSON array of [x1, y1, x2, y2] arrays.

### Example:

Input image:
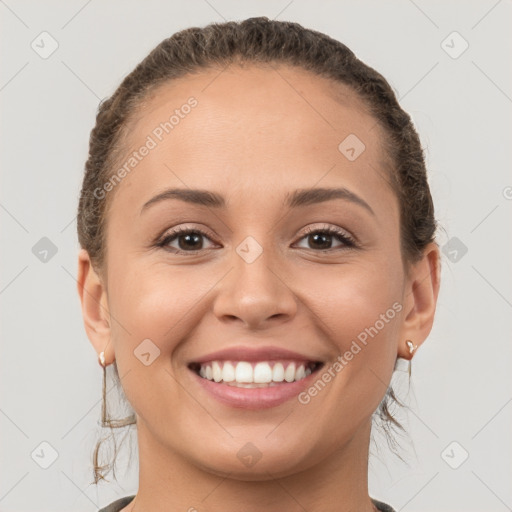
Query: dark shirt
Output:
[[98, 494, 396, 512]]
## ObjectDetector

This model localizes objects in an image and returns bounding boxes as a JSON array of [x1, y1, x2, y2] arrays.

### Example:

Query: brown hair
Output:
[[77, 16, 438, 484]]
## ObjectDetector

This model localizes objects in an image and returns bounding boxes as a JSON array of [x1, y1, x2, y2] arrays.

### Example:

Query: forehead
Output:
[[108, 64, 394, 215], [127, 63, 377, 151]]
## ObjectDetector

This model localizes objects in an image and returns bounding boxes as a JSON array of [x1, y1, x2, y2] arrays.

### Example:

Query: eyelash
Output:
[[155, 224, 357, 255]]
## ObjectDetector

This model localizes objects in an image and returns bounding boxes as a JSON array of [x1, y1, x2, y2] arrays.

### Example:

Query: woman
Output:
[[76, 16, 440, 512]]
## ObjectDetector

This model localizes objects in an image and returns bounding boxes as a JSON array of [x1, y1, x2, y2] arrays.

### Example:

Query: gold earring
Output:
[[394, 340, 416, 376], [98, 351, 108, 427], [406, 340, 417, 354], [97, 352, 134, 429]]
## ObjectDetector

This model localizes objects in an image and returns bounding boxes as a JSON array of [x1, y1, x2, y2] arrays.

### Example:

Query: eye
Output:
[[294, 224, 356, 251], [155, 223, 357, 255], [156, 227, 217, 254]]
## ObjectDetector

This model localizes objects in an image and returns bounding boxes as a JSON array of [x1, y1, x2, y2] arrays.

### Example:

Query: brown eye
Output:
[[157, 228, 217, 254], [295, 225, 356, 251]]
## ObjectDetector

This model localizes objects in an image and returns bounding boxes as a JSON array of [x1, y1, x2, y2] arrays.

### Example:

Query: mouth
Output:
[[188, 359, 324, 388]]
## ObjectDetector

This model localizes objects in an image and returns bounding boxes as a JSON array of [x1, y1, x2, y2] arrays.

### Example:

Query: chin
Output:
[[189, 440, 317, 481]]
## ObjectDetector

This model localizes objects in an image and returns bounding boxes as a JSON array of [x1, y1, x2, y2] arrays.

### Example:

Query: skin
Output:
[[77, 64, 440, 512]]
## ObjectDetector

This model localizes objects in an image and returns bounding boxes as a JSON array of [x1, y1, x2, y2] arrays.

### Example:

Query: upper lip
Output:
[[189, 346, 324, 365]]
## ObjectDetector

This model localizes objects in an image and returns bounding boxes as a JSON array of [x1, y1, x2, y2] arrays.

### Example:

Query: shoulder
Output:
[[371, 497, 397, 512], [98, 495, 394, 512], [98, 495, 136, 512]]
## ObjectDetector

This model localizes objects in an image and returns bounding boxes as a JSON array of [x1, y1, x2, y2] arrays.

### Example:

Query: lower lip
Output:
[[189, 366, 322, 409]]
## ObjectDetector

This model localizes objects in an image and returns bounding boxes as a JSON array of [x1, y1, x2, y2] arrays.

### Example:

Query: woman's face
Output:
[[80, 64, 438, 479]]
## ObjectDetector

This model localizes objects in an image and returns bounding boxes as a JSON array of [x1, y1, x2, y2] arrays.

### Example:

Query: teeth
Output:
[[226, 381, 281, 388], [254, 362, 272, 383], [235, 362, 253, 383], [284, 363, 296, 382], [222, 362, 235, 382], [195, 360, 315, 385], [212, 361, 222, 382], [272, 363, 285, 382]]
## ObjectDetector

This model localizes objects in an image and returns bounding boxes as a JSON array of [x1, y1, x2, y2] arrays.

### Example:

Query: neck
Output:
[[127, 418, 377, 512]]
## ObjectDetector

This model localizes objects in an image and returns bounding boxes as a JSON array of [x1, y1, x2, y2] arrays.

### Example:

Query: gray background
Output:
[[1, 1, 511, 511]]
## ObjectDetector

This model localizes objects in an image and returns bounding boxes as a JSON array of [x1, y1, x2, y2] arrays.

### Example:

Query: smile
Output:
[[189, 360, 322, 388], [187, 358, 325, 409]]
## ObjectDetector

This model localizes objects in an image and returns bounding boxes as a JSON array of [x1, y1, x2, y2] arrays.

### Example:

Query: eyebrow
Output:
[[140, 187, 375, 216]]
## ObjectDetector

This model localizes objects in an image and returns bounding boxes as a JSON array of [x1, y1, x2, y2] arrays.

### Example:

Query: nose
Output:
[[212, 246, 298, 330]]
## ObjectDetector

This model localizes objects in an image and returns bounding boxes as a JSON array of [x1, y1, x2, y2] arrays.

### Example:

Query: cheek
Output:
[[297, 258, 403, 356], [107, 261, 215, 352], [102, 252, 227, 430], [108, 251, 404, 352], [106, 264, 212, 413]]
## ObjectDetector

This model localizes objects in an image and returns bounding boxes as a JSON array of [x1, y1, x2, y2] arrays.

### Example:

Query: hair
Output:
[[77, 17, 438, 485]]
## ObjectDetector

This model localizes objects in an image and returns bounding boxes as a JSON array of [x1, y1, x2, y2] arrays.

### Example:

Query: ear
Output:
[[77, 249, 114, 365], [398, 242, 441, 359]]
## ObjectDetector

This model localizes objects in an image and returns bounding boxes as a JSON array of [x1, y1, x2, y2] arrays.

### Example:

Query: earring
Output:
[[406, 340, 417, 354], [97, 351, 135, 429], [393, 340, 416, 376], [98, 351, 108, 427]]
